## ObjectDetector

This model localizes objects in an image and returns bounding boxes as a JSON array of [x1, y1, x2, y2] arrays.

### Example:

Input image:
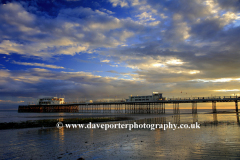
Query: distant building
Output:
[[37, 97, 64, 105], [86, 100, 93, 103], [126, 92, 165, 102]]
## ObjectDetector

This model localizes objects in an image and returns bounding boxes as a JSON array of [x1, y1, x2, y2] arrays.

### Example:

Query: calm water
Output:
[[0, 111, 240, 159], [0, 108, 235, 123]]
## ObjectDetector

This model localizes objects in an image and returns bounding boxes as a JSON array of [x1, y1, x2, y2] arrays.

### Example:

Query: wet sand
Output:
[[1, 113, 240, 159]]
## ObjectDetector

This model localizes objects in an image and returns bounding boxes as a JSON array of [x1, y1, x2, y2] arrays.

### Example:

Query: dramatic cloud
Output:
[[0, 2, 138, 58], [0, 0, 240, 109]]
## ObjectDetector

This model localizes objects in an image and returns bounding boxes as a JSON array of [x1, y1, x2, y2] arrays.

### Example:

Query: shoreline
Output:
[[0, 116, 133, 130]]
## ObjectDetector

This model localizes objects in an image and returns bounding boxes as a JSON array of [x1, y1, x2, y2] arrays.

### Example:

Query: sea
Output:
[[0, 108, 240, 159], [0, 108, 235, 123]]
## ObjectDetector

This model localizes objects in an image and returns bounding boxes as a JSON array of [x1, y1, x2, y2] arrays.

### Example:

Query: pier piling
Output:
[[235, 101, 238, 113], [212, 101, 217, 113]]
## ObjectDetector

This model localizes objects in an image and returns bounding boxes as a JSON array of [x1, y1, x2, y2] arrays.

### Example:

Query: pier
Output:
[[18, 96, 240, 114]]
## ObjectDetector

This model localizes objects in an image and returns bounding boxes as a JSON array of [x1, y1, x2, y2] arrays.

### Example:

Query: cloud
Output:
[[110, 64, 118, 67], [0, 68, 150, 102], [109, 0, 129, 7], [103, 0, 240, 84], [0, 2, 136, 58], [216, 0, 240, 12], [101, 59, 110, 63], [136, 11, 155, 21], [12, 61, 65, 69], [107, 70, 119, 73], [0, 100, 24, 103], [0, 2, 35, 26]]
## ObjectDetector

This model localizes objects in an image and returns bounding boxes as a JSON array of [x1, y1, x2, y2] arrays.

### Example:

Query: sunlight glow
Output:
[[166, 59, 184, 65], [152, 63, 164, 67], [190, 78, 240, 82], [212, 89, 240, 92], [189, 70, 200, 74]]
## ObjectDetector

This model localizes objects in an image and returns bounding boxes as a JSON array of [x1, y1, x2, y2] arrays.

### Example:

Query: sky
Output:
[[0, 0, 240, 109]]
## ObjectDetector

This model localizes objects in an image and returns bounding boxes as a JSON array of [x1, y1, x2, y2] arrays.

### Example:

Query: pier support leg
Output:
[[212, 101, 217, 113], [192, 102, 197, 114], [235, 101, 238, 113], [133, 103, 135, 114], [148, 103, 150, 114], [137, 103, 139, 114], [125, 104, 126, 113], [163, 103, 165, 114], [159, 103, 164, 114]]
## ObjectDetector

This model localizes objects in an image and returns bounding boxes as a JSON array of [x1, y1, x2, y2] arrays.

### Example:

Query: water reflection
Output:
[[237, 112, 239, 124], [173, 115, 180, 124], [213, 113, 218, 124], [59, 127, 64, 142], [129, 113, 239, 127], [192, 114, 198, 123]]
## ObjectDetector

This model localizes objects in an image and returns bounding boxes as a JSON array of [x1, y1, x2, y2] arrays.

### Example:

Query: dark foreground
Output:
[[0, 117, 131, 130]]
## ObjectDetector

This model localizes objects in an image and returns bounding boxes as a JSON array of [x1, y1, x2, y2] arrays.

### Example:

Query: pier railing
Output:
[[167, 96, 239, 101], [54, 96, 240, 104], [82, 96, 239, 103]]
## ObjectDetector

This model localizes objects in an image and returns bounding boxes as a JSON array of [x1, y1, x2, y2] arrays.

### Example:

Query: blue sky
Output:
[[1, 0, 240, 109]]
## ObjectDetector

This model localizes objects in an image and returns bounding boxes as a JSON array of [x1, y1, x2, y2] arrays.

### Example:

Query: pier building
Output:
[[126, 92, 165, 102], [37, 97, 64, 105]]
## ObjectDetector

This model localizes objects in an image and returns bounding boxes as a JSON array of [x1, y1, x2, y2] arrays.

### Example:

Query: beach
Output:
[[1, 111, 240, 160]]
